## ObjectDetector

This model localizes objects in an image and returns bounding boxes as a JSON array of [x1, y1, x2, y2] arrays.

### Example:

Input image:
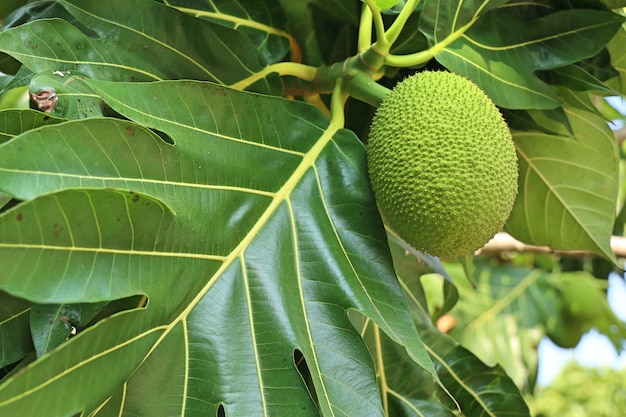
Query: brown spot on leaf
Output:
[[132, 194, 140, 202], [125, 126, 135, 137], [16, 213, 23, 221]]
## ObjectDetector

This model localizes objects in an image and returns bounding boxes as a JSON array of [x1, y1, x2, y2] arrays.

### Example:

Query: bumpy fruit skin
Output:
[[367, 71, 518, 259]]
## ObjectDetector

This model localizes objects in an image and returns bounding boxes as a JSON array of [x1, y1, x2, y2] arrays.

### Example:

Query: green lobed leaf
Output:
[[162, 0, 291, 65], [435, 8, 625, 109], [506, 103, 619, 261], [0, 0, 280, 93], [0, 80, 437, 416]]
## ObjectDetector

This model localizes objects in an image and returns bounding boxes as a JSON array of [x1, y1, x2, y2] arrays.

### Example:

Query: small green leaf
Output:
[[30, 301, 108, 357], [29, 71, 105, 119], [375, 0, 399, 10]]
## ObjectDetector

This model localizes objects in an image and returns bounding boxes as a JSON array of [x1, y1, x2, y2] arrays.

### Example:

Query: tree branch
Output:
[[478, 233, 626, 259]]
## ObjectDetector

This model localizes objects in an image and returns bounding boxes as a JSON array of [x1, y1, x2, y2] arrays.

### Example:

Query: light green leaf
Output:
[[607, 26, 626, 94], [445, 261, 557, 388], [0, 81, 436, 416], [375, 0, 399, 10], [506, 104, 619, 261], [395, 269, 531, 416]]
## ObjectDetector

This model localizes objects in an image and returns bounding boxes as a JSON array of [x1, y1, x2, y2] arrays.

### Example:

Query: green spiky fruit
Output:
[[367, 71, 518, 259]]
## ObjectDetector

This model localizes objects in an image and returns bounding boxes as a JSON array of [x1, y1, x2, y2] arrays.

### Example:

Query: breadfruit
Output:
[[546, 318, 587, 349], [367, 71, 518, 259], [558, 273, 604, 322]]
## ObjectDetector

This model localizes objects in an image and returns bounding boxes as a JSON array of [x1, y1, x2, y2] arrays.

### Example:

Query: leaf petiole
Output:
[[384, 15, 478, 67], [361, 0, 390, 51], [329, 79, 349, 130], [383, 0, 421, 47], [358, 3, 374, 52], [230, 62, 318, 90]]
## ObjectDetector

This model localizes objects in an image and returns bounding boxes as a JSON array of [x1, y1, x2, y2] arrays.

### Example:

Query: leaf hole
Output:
[[151, 128, 174, 145], [293, 349, 318, 405]]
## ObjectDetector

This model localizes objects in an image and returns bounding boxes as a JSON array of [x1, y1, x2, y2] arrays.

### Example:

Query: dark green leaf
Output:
[[436, 8, 625, 108], [360, 320, 456, 417], [0, 291, 33, 368], [0, 0, 279, 93], [0, 109, 65, 144], [0, 0, 28, 22], [538, 64, 620, 95], [0, 81, 436, 416], [418, 0, 509, 45], [162, 0, 291, 65], [30, 304, 75, 357], [30, 301, 108, 357], [421, 326, 531, 416]]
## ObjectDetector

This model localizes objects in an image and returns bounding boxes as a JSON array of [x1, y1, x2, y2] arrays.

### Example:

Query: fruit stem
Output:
[[345, 69, 390, 107]]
